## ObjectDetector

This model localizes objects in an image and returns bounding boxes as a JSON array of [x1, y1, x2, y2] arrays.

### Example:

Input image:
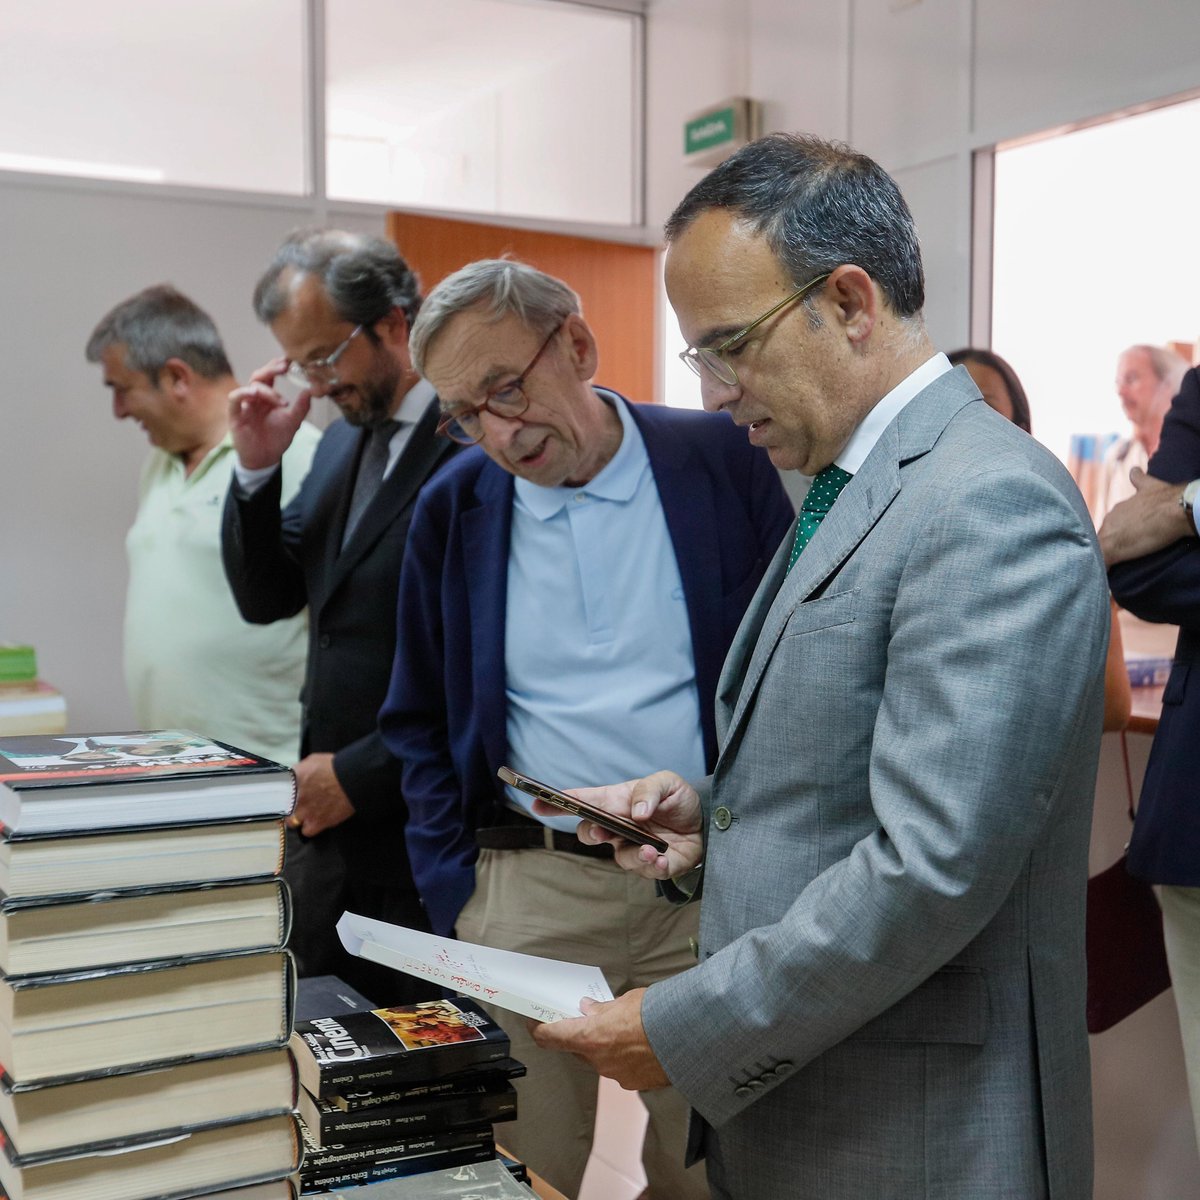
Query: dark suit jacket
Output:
[[222, 398, 461, 882], [1109, 365, 1200, 885], [378, 395, 796, 934]]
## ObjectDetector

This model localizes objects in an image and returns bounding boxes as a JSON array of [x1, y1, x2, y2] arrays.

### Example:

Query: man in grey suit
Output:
[[533, 134, 1110, 1199]]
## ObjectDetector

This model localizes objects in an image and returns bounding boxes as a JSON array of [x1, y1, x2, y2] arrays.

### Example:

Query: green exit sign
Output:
[[685, 107, 736, 155], [683, 98, 761, 167]]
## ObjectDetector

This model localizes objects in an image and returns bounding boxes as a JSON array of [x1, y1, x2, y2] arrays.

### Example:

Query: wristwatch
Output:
[[1180, 479, 1200, 536]]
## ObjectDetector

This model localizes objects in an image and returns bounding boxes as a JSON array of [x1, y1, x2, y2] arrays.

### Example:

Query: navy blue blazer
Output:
[[379, 396, 795, 934], [1109, 366, 1200, 885]]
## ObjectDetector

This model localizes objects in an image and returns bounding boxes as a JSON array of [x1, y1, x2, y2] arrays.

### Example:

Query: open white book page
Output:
[[336, 912, 613, 1022]]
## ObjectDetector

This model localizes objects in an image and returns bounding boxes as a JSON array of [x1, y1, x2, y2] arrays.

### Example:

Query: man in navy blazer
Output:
[[1104, 362, 1200, 1149], [222, 229, 461, 1001], [378, 259, 792, 1196]]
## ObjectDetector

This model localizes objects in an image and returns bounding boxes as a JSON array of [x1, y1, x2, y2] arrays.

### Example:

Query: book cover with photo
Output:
[[291, 1000, 510, 1098], [0, 732, 294, 838]]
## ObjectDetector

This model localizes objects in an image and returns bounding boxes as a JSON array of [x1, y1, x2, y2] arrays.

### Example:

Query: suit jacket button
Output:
[[734, 1085, 753, 1098], [318, 634, 331, 649], [773, 1061, 794, 1077], [713, 806, 733, 831], [747, 1078, 767, 1090]]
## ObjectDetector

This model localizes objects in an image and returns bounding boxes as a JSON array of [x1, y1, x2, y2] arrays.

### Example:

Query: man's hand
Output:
[[531, 771, 703, 880], [1099, 468, 1193, 566], [228, 357, 313, 471], [531, 989, 670, 1092], [290, 752, 355, 837]]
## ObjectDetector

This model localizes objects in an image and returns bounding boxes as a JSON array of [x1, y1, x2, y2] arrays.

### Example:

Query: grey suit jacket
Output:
[[642, 367, 1108, 1200]]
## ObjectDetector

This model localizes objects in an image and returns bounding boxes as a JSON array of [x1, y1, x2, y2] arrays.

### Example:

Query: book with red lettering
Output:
[[290, 999, 511, 1098]]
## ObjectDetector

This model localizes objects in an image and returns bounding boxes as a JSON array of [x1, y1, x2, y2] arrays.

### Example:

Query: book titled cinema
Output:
[[291, 999, 511, 1098], [0, 731, 294, 837]]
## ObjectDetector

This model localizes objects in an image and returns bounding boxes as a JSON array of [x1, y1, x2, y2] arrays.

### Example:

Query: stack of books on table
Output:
[[290, 996, 524, 1194], [0, 648, 65, 738], [0, 729, 301, 1200]]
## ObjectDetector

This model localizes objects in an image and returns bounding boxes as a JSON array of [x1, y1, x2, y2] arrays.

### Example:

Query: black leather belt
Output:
[[475, 818, 613, 859]]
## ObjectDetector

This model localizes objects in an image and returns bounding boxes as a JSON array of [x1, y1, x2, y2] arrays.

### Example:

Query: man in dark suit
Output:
[[1104, 363, 1200, 1150], [222, 229, 461, 1001], [378, 258, 793, 1195]]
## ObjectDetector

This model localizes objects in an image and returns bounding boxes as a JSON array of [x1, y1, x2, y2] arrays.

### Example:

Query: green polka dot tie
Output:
[[787, 464, 853, 574]]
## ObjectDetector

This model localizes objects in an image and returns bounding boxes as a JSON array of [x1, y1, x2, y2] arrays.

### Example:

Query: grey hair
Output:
[[1123, 344, 1189, 393], [409, 259, 581, 375], [85, 284, 233, 380], [253, 228, 422, 331], [665, 132, 925, 319]]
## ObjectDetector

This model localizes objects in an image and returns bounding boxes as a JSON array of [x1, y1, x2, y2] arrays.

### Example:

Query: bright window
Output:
[[325, 0, 639, 225], [0, 1, 307, 193]]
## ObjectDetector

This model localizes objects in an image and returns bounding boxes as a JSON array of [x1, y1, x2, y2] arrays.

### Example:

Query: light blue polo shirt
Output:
[[503, 392, 705, 830]]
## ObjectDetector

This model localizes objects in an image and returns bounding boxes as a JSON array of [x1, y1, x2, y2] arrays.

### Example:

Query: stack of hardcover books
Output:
[[0, 730, 301, 1200], [290, 997, 524, 1194]]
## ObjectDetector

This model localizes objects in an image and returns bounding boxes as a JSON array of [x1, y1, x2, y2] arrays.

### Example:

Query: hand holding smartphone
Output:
[[497, 766, 669, 855]]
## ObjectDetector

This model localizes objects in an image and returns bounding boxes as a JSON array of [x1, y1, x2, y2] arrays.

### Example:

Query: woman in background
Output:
[[949, 347, 1130, 731]]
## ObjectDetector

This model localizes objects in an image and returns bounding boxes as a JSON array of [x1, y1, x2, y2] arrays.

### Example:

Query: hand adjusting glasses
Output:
[[679, 273, 830, 388], [287, 324, 364, 389], [436, 321, 564, 445]]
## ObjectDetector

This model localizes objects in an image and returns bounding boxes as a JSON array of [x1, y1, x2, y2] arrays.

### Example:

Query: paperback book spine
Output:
[[303, 1085, 516, 1146]]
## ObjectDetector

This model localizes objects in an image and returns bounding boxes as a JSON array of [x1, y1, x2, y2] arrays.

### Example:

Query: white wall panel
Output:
[[890, 154, 972, 350], [748, 0, 850, 140], [849, 0, 970, 164], [973, 0, 1200, 147]]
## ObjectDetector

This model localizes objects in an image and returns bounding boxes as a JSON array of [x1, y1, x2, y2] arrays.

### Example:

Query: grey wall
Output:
[[0, 175, 385, 730]]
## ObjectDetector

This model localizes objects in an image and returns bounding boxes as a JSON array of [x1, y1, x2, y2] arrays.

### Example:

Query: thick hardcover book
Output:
[[0, 731, 295, 837], [298, 1125, 495, 1191], [0, 1111, 302, 1200], [0, 878, 290, 977], [298, 1081, 516, 1148], [0, 949, 294, 1088], [0, 820, 285, 901], [332, 1057, 525, 1111], [291, 999, 511, 1098], [0, 1046, 296, 1160]]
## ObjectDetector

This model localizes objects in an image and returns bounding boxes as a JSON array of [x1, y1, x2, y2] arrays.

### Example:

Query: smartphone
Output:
[[497, 766, 669, 854]]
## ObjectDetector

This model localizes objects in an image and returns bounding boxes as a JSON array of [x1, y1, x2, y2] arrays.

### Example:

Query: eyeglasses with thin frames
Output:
[[679, 273, 830, 388], [287, 324, 364, 389], [436, 321, 565, 445]]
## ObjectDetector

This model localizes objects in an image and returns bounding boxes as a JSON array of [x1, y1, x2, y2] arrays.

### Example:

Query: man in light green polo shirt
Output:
[[86, 285, 319, 764]]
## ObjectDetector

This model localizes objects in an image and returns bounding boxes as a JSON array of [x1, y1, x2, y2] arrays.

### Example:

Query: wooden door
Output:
[[386, 212, 659, 403]]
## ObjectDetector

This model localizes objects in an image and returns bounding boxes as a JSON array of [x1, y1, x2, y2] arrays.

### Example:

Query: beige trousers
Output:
[[457, 847, 710, 1200], [1162, 884, 1200, 1151]]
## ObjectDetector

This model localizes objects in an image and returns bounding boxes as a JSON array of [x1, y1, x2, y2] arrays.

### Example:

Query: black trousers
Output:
[[283, 826, 431, 1007]]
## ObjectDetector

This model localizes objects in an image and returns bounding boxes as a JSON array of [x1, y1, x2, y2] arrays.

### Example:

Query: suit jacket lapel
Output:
[[634, 406, 724, 764], [463, 465, 515, 778], [316, 425, 364, 600], [718, 370, 979, 759], [326, 399, 451, 597]]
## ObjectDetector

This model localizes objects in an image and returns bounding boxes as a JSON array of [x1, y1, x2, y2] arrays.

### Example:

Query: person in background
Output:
[[379, 258, 794, 1197], [1098, 344, 1189, 520], [1102, 359, 1200, 1151], [222, 230, 463, 1001], [532, 133, 1110, 1200], [949, 345, 1131, 732], [946, 347, 1032, 433], [85, 284, 318, 764]]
